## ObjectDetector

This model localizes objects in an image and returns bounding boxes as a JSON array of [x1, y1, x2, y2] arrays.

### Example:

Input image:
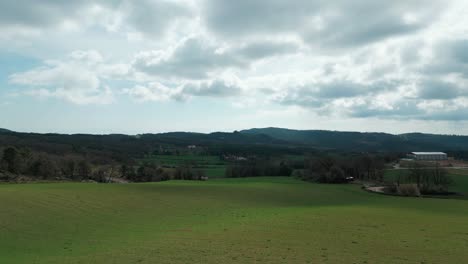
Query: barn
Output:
[[408, 152, 448, 161]]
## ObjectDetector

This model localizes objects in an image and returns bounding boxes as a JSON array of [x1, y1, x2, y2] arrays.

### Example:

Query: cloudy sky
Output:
[[1, 0, 468, 134]]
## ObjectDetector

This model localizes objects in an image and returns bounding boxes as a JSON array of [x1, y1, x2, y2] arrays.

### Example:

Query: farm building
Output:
[[407, 152, 447, 161]]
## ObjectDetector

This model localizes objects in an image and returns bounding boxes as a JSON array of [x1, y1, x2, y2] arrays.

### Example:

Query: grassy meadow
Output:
[[1, 177, 468, 263]]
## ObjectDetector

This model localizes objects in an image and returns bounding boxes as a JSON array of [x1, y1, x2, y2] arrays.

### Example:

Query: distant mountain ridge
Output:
[[1, 127, 468, 153], [240, 127, 468, 152]]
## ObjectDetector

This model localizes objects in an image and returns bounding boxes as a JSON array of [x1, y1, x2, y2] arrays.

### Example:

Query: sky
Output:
[[1, 0, 468, 135]]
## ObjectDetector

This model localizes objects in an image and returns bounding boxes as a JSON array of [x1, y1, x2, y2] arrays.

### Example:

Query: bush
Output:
[[397, 184, 421, 197]]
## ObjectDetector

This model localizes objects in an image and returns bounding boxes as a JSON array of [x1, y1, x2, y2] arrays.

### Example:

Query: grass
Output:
[[140, 154, 227, 178], [1, 177, 468, 263], [447, 169, 468, 195]]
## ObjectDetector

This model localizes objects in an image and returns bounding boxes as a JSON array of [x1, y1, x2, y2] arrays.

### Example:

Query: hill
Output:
[[1, 128, 468, 160], [241, 127, 468, 152]]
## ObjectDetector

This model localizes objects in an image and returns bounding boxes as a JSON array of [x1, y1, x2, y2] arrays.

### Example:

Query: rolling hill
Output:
[[1, 127, 468, 157], [241, 127, 468, 152]]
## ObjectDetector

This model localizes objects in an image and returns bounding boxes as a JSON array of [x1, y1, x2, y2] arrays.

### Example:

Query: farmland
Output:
[[1, 177, 468, 263], [140, 154, 227, 178]]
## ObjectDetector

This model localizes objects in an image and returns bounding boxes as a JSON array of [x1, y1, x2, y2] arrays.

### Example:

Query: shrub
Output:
[[397, 184, 421, 197]]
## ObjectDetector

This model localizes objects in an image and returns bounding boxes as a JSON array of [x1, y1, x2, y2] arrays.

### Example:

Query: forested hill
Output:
[[240, 127, 468, 152], [0, 129, 296, 161], [1, 127, 468, 156]]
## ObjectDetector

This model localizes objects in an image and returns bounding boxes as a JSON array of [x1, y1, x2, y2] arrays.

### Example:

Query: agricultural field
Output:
[[1, 177, 468, 263], [140, 154, 227, 178], [140, 155, 224, 166]]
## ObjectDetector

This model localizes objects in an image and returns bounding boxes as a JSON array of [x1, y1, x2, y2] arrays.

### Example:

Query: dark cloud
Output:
[[122, 0, 193, 36], [349, 99, 423, 119], [133, 38, 300, 79], [0, 0, 190, 38], [450, 40, 468, 64], [305, 1, 436, 48], [424, 39, 468, 77], [203, 0, 442, 48], [315, 82, 372, 98], [417, 79, 461, 100], [0, 0, 92, 27], [236, 41, 300, 60], [203, 0, 318, 36], [133, 38, 244, 79]]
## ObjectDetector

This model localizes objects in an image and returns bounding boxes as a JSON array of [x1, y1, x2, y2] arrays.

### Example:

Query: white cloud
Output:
[[132, 37, 301, 80], [124, 82, 183, 102], [4, 0, 468, 125], [125, 77, 244, 102], [132, 37, 242, 80], [9, 50, 118, 104], [182, 78, 243, 97]]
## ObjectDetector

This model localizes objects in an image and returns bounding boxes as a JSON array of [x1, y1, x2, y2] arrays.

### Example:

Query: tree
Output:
[[406, 162, 452, 194], [2, 147, 19, 173], [106, 165, 118, 183], [64, 160, 76, 179], [120, 164, 129, 179], [77, 160, 91, 180], [327, 166, 346, 183]]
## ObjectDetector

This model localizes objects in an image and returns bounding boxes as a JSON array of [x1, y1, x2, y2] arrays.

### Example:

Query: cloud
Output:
[[203, 0, 443, 48], [124, 82, 183, 102], [0, 1, 91, 28], [271, 79, 389, 107], [235, 41, 301, 60], [132, 37, 242, 79], [0, 0, 193, 41], [9, 50, 117, 104], [424, 39, 468, 78], [182, 78, 243, 97], [416, 79, 464, 100], [347, 98, 423, 119], [133, 37, 300, 79], [4, 0, 468, 126], [125, 77, 244, 102], [347, 97, 468, 121], [117, 0, 194, 37]]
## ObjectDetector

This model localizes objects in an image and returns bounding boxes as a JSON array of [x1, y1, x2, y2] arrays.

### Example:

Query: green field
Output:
[[1, 178, 468, 263], [141, 155, 225, 166], [141, 155, 227, 178]]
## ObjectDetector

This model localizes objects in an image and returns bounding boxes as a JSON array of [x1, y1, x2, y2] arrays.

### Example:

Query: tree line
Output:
[[225, 159, 293, 178], [297, 155, 385, 183], [0, 146, 206, 182], [393, 163, 452, 194]]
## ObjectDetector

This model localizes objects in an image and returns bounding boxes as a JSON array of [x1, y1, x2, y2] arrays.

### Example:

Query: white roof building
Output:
[[408, 152, 447, 160]]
